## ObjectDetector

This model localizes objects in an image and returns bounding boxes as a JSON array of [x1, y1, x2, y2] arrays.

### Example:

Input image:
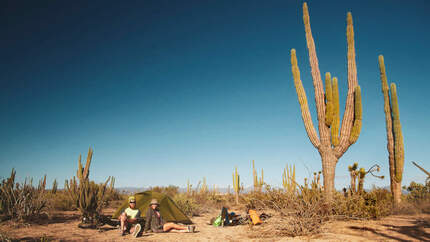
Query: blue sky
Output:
[[1, 0, 429, 190]]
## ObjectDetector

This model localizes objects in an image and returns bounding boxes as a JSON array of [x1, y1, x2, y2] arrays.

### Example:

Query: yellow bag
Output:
[[248, 209, 262, 225]]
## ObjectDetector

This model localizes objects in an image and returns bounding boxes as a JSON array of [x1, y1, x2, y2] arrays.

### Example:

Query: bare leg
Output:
[[163, 222, 187, 232], [119, 213, 128, 234]]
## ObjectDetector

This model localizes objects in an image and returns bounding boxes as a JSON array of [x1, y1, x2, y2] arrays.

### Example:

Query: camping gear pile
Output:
[[211, 207, 267, 227]]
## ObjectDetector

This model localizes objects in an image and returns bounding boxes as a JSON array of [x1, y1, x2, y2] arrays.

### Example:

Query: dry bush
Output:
[[0, 169, 48, 222], [247, 184, 397, 238], [46, 190, 76, 211], [334, 187, 393, 219], [150, 185, 179, 198], [173, 193, 201, 216], [403, 181, 430, 213], [245, 185, 329, 237]]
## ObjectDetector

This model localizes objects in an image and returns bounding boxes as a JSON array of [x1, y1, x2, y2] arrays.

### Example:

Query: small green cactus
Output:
[[252, 160, 264, 192], [282, 164, 296, 194], [232, 166, 241, 204]]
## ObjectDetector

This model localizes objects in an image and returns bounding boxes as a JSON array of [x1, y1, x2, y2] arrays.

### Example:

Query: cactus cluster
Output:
[[282, 164, 296, 194], [290, 2, 362, 200], [378, 55, 405, 205], [65, 148, 111, 226], [252, 160, 264, 192], [0, 169, 47, 221], [232, 166, 241, 204]]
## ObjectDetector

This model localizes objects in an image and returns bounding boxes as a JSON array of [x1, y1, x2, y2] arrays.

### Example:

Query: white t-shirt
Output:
[[124, 207, 141, 219]]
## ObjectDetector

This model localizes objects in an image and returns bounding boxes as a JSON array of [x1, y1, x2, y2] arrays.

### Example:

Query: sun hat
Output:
[[128, 196, 136, 203], [149, 198, 159, 205]]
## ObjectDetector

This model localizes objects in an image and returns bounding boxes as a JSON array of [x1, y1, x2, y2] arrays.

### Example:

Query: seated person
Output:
[[144, 199, 195, 233], [118, 196, 142, 237]]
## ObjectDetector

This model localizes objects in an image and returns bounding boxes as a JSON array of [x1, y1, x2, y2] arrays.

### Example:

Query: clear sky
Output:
[[1, 0, 429, 190]]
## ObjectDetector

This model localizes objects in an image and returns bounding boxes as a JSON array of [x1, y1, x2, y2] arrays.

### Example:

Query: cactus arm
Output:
[[412, 161, 430, 177], [349, 85, 362, 144], [336, 12, 360, 155], [325, 72, 333, 126], [331, 77, 340, 146], [302, 3, 330, 146], [379, 55, 396, 185], [77, 154, 83, 180], [390, 83, 404, 182], [83, 147, 93, 180], [291, 49, 321, 148]]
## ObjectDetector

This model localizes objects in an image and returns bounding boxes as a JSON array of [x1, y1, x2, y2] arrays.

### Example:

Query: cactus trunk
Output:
[[321, 151, 337, 198]]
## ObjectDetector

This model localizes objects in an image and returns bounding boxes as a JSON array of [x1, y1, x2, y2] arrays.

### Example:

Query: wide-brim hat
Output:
[[149, 198, 159, 205]]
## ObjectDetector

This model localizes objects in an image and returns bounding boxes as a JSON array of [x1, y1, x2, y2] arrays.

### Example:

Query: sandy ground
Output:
[[1, 208, 429, 241]]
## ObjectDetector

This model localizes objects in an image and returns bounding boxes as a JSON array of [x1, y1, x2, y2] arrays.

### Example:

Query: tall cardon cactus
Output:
[[379, 55, 405, 205], [290, 2, 362, 200]]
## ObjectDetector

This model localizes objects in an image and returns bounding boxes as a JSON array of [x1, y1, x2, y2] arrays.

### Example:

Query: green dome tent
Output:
[[112, 191, 192, 224]]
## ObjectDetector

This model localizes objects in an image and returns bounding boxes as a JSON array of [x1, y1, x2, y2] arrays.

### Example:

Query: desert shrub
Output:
[[334, 187, 393, 219], [404, 181, 430, 213], [46, 190, 76, 211], [0, 169, 48, 222], [173, 193, 201, 216], [246, 184, 328, 237], [150, 185, 179, 197]]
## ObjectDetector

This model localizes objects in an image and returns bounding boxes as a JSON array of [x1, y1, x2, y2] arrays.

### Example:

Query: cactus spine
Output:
[[379, 55, 404, 206], [290, 2, 362, 200], [282, 164, 296, 194], [232, 166, 240, 204]]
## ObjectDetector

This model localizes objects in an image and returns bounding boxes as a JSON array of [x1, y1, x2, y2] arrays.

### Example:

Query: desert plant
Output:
[[186, 179, 192, 196], [232, 166, 241, 204], [0, 169, 48, 221], [51, 179, 58, 194], [252, 160, 264, 192], [173, 193, 200, 216], [65, 148, 111, 227], [200, 177, 208, 194], [290, 2, 362, 200], [379, 55, 405, 206], [412, 161, 430, 181], [348, 163, 358, 193], [347, 164, 384, 195], [282, 164, 296, 195]]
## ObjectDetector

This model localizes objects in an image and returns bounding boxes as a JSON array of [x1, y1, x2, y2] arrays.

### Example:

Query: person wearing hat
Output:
[[144, 198, 195, 233], [118, 196, 142, 237]]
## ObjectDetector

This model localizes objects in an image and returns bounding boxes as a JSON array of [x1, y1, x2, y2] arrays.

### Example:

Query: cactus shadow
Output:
[[349, 218, 430, 242]]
